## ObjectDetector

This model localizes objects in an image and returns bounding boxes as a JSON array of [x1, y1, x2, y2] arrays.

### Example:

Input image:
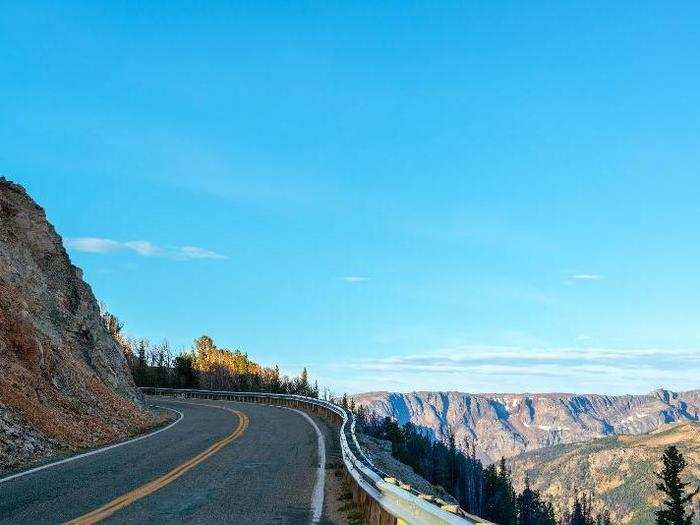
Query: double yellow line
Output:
[[66, 402, 249, 525]]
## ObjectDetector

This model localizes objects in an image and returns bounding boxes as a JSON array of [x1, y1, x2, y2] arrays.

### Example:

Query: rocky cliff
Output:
[[0, 178, 155, 473], [353, 389, 700, 462]]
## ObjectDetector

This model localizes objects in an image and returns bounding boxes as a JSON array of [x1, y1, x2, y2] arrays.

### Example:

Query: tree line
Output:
[[102, 310, 319, 397]]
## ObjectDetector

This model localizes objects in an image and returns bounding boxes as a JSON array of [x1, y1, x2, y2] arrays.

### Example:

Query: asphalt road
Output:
[[0, 398, 341, 524]]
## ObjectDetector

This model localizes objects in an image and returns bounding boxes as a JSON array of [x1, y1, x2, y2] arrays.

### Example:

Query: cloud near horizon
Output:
[[64, 237, 227, 260], [324, 345, 700, 395]]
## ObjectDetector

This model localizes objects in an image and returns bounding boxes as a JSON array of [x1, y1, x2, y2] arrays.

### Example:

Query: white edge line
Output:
[[197, 398, 327, 522], [288, 408, 326, 524], [150, 397, 326, 522], [160, 398, 326, 522], [0, 405, 183, 484]]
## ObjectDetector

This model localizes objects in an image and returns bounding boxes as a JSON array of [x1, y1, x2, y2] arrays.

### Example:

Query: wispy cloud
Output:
[[570, 274, 604, 281], [65, 237, 123, 254], [341, 276, 370, 283], [64, 237, 227, 260], [179, 246, 227, 260], [325, 345, 700, 394], [124, 240, 162, 257], [562, 273, 605, 286]]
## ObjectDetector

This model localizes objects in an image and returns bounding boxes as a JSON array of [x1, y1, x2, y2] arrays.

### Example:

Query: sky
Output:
[[2, 2, 699, 395]]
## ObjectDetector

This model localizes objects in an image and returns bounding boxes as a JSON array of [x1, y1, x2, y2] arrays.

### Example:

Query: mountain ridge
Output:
[[353, 388, 700, 462]]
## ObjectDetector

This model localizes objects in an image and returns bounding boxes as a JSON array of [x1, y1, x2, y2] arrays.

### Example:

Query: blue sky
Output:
[[2, 2, 699, 394]]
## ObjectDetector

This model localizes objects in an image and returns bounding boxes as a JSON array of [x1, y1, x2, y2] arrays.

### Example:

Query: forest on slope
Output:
[[509, 422, 700, 524]]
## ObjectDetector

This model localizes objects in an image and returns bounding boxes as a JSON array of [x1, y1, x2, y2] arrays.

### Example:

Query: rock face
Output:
[[0, 178, 154, 473], [353, 389, 700, 463], [509, 422, 700, 524]]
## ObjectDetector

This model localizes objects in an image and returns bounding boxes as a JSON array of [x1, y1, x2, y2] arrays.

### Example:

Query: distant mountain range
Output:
[[509, 421, 700, 524], [352, 389, 700, 462]]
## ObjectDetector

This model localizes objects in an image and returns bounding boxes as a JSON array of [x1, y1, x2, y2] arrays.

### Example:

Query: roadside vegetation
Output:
[[335, 468, 363, 524], [101, 310, 319, 397]]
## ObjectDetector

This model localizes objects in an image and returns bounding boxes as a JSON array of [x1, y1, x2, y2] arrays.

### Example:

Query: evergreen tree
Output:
[[483, 457, 517, 524], [570, 494, 586, 525], [299, 367, 309, 391], [655, 446, 699, 525], [566, 492, 597, 525], [135, 339, 149, 385], [518, 480, 556, 525], [173, 352, 198, 388], [518, 479, 536, 525], [542, 501, 556, 525]]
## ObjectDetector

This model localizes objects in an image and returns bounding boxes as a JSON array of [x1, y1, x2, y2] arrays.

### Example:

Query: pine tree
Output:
[[570, 494, 586, 525], [135, 339, 149, 385], [518, 481, 556, 525], [582, 492, 595, 525], [499, 457, 518, 525], [655, 446, 699, 525], [296, 367, 310, 396], [543, 501, 556, 525], [483, 457, 517, 524], [518, 479, 535, 525], [173, 352, 198, 388], [596, 510, 611, 525]]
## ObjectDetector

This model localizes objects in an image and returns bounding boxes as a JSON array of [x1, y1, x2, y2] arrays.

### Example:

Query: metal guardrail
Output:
[[141, 387, 491, 525]]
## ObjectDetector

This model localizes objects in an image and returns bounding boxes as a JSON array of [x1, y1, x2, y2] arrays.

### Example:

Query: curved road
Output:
[[0, 398, 342, 524]]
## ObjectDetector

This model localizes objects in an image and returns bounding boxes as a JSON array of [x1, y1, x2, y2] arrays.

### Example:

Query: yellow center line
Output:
[[64, 401, 249, 525]]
